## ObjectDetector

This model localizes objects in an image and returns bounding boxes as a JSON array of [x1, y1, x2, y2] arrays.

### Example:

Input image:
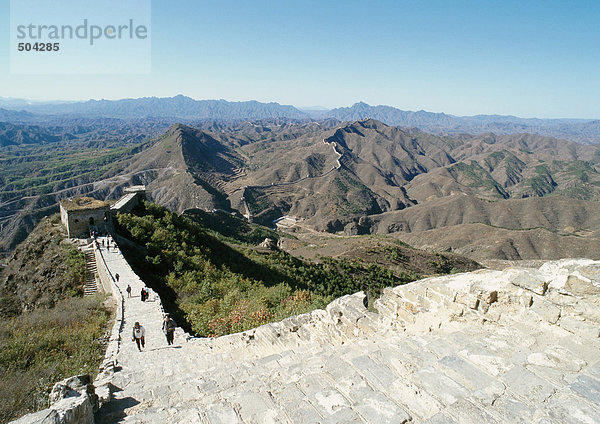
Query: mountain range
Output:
[[1, 96, 599, 144], [1, 96, 600, 261], [109, 119, 600, 261]]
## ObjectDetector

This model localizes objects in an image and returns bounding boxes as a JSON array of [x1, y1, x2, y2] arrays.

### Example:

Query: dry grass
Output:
[[0, 295, 109, 424]]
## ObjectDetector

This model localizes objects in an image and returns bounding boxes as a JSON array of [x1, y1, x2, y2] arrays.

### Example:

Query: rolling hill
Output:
[[118, 119, 600, 260], [2, 117, 599, 261]]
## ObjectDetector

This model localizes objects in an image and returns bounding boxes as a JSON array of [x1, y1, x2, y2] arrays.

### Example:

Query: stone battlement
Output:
[[15, 253, 600, 423], [189, 259, 599, 362], [97, 258, 598, 423]]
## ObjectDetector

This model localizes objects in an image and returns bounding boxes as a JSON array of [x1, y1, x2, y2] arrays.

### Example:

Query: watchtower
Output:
[[59, 197, 111, 238]]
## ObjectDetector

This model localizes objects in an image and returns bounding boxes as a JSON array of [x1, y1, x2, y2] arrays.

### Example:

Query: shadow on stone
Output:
[[108, 382, 122, 393], [149, 345, 182, 352], [95, 396, 140, 424]]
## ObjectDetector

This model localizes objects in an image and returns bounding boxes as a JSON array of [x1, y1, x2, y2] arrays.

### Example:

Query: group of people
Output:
[[125, 284, 150, 302], [131, 314, 177, 351], [109, 251, 176, 352], [91, 232, 118, 251]]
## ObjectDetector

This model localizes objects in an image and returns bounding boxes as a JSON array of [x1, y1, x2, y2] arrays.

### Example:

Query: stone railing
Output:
[[187, 291, 379, 359], [93, 244, 124, 406], [374, 258, 600, 338], [10, 375, 98, 424], [187, 258, 600, 361]]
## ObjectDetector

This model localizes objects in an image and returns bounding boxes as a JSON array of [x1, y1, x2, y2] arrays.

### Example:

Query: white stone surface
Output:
[[92, 243, 600, 424]]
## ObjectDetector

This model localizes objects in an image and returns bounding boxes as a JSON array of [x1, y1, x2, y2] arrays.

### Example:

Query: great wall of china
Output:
[[12, 229, 600, 423], [237, 137, 344, 222]]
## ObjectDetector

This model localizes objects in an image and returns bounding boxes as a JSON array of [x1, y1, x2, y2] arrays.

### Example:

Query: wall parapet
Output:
[[92, 243, 124, 406]]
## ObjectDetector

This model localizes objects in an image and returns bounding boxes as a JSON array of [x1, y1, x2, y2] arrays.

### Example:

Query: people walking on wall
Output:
[[115, 273, 120, 282], [162, 314, 177, 345], [126, 284, 131, 298], [140, 288, 146, 301], [132, 322, 145, 351]]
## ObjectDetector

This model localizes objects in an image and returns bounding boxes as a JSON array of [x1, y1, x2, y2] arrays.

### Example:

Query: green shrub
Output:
[[115, 202, 414, 337]]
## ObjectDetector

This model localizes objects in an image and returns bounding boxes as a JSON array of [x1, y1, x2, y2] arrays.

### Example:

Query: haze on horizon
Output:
[[0, 0, 598, 119]]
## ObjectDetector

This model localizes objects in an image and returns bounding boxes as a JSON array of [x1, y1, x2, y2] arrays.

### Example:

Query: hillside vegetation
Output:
[[114, 202, 479, 337], [115, 203, 403, 337], [3, 117, 600, 263], [0, 216, 109, 423]]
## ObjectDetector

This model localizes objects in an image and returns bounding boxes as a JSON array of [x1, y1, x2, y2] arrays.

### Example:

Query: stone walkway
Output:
[[93, 242, 600, 424]]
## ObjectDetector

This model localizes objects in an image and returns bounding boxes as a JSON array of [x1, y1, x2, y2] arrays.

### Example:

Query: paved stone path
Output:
[[93, 242, 600, 424]]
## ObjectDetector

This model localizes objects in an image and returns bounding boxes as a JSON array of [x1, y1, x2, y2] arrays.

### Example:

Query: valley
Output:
[[1, 100, 599, 263]]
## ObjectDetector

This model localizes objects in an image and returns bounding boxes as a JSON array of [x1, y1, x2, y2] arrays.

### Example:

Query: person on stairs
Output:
[[126, 284, 131, 298], [132, 322, 145, 352], [162, 314, 177, 345]]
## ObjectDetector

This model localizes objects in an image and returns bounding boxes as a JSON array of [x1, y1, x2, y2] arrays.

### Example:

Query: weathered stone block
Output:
[[353, 391, 411, 424], [204, 403, 243, 423], [530, 298, 561, 324], [455, 292, 480, 310], [570, 374, 600, 405], [558, 315, 599, 339], [423, 412, 458, 424], [444, 398, 502, 424], [400, 300, 419, 314], [389, 379, 442, 420], [510, 271, 548, 295], [348, 355, 398, 390], [564, 275, 600, 296], [486, 397, 537, 423], [438, 355, 495, 391], [546, 392, 600, 424], [501, 365, 556, 403], [470, 283, 499, 305], [411, 367, 469, 406]]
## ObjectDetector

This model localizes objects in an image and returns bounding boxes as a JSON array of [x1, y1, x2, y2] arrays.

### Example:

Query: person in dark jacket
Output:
[[162, 314, 177, 345]]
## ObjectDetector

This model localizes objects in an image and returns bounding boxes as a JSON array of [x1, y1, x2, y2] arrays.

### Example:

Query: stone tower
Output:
[[59, 197, 111, 238]]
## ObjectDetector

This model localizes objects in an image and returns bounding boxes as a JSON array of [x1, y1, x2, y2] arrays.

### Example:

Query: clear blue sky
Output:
[[0, 0, 599, 118]]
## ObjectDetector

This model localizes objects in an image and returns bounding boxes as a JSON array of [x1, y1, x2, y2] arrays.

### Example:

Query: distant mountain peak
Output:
[[355, 118, 386, 129]]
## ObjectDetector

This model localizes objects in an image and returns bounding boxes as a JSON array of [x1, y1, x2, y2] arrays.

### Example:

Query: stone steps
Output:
[[93, 257, 600, 424], [83, 248, 98, 296]]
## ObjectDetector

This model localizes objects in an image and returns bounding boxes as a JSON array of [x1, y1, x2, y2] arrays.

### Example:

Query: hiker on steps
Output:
[[126, 284, 131, 298], [132, 322, 145, 351], [162, 313, 177, 345]]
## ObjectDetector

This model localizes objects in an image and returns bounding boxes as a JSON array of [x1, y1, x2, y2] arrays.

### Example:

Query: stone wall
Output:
[[187, 258, 600, 362], [61, 207, 110, 238], [100, 258, 599, 423], [110, 193, 140, 215], [13, 252, 600, 423], [93, 244, 124, 406]]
